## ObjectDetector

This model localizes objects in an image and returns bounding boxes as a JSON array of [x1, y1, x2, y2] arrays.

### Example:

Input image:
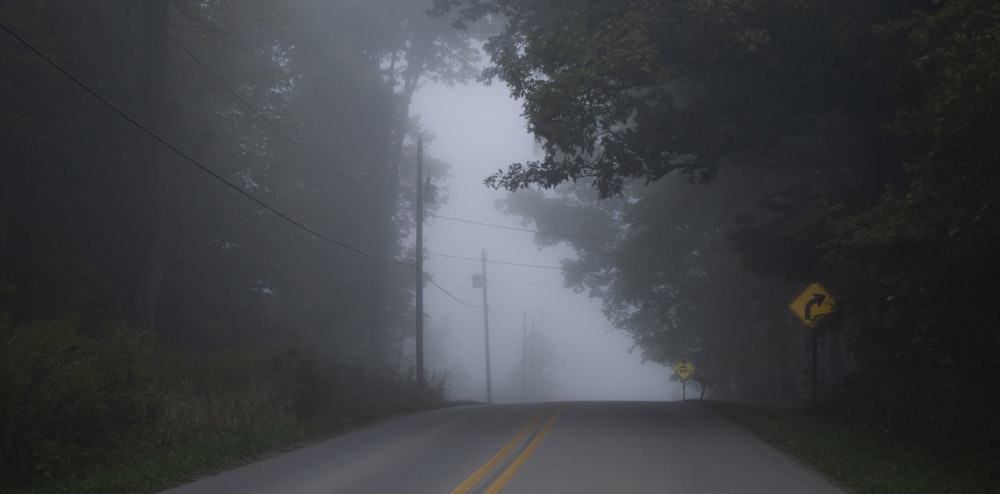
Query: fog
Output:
[[412, 81, 676, 402], [5, 2, 997, 485]]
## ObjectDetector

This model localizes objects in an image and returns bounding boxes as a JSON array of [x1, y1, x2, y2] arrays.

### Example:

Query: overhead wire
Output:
[[490, 279, 565, 286], [6, 11, 776, 330], [126, 4, 637, 276], [430, 214, 619, 245], [424, 275, 521, 342], [0, 20, 412, 267], [488, 307, 518, 343], [429, 252, 600, 273], [425, 275, 481, 308], [490, 304, 606, 313], [127, 0, 367, 189]]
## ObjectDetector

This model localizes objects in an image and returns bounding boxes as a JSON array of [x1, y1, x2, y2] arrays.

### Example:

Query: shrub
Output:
[[0, 317, 99, 481], [148, 346, 293, 447], [0, 317, 452, 489], [0, 317, 157, 483]]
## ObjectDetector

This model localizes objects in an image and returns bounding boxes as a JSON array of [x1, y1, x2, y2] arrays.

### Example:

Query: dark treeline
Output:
[[0, 0, 477, 485], [441, 0, 1000, 449]]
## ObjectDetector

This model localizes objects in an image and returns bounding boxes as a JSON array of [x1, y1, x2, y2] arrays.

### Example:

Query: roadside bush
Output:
[[0, 316, 156, 482], [0, 316, 451, 489], [148, 346, 294, 447], [89, 321, 160, 443], [0, 317, 98, 481], [271, 347, 334, 419]]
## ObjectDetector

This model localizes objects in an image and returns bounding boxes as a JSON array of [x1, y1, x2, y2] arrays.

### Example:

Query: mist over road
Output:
[[161, 401, 842, 494]]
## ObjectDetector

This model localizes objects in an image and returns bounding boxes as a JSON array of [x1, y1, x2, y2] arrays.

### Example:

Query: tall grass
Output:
[[0, 316, 447, 492]]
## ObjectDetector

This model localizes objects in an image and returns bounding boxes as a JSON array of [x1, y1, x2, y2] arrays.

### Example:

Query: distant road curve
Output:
[[160, 401, 843, 494]]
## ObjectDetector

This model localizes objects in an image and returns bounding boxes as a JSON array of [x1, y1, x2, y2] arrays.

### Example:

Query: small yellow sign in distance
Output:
[[789, 282, 836, 327], [673, 360, 695, 380]]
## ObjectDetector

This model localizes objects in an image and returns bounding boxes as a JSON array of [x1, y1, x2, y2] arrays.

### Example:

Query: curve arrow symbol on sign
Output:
[[789, 283, 835, 327], [804, 293, 826, 321]]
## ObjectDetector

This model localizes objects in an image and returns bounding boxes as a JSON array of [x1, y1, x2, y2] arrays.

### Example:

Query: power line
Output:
[[488, 308, 518, 343], [127, 0, 366, 189], [430, 214, 619, 244], [429, 252, 599, 273], [0, 20, 411, 267], [490, 305, 606, 313], [426, 275, 481, 308], [491, 279, 565, 286]]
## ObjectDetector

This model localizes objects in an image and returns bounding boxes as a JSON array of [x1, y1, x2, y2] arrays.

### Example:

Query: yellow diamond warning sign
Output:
[[673, 360, 695, 380], [789, 282, 836, 327]]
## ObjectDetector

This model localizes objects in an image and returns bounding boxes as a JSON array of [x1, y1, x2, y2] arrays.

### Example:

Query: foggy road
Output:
[[160, 401, 843, 494]]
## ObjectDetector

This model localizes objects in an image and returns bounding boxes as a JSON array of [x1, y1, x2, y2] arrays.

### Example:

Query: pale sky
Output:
[[411, 78, 678, 402]]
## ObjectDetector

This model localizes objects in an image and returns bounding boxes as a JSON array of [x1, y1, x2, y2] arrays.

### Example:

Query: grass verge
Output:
[[0, 318, 464, 493], [703, 401, 997, 494]]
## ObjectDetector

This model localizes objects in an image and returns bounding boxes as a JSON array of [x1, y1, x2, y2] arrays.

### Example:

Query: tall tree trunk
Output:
[[364, 104, 408, 367], [137, 0, 174, 332], [366, 185, 390, 365], [366, 40, 427, 367], [0, 153, 9, 283]]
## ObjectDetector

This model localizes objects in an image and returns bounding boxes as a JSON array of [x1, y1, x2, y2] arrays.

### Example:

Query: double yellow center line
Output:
[[451, 403, 567, 494]]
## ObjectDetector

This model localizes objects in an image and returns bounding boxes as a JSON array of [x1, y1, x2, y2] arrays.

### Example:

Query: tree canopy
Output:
[[450, 0, 1000, 445], [1, 0, 482, 483], [439, 0, 910, 195], [0, 0, 473, 360]]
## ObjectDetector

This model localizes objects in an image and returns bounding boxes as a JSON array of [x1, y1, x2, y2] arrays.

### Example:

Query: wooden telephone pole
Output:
[[415, 136, 424, 400], [481, 250, 492, 404]]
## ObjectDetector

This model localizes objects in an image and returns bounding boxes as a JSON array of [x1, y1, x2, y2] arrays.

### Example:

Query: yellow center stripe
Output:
[[450, 405, 554, 494], [485, 404, 567, 493]]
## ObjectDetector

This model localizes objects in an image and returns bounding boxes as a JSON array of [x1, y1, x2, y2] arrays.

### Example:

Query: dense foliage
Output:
[[1, 0, 469, 486], [445, 0, 1000, 445], [1, 0, 473, 358], [0, 318, 445, 484]]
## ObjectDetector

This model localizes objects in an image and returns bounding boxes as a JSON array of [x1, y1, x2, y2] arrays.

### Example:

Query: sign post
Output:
[[673, 360, 695, 400], [788, 283, 836, 404]]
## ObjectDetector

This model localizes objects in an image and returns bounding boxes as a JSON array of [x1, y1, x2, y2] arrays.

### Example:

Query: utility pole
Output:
[[527, 316, 535, 401], [415, 136, 424, 400], [481, 250, 492, 404], [521, 312, 527, 403], [532, 308, 543, 402], [811, 328, 818, 406]]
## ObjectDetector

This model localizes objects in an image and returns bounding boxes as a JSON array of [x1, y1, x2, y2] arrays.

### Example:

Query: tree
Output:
[[500, 168, 803, 400], [441, 0, 907, 196], [465, 0, 1000, 441], [0, 0, 459, 365], [524, 325, 561, 402], [823, 0, 1000, 436], [137, 0, 174, 332], [325, 0, 480, 365]]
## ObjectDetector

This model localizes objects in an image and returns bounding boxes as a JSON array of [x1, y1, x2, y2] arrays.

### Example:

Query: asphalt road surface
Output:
[[160, 401, 844, 494]]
